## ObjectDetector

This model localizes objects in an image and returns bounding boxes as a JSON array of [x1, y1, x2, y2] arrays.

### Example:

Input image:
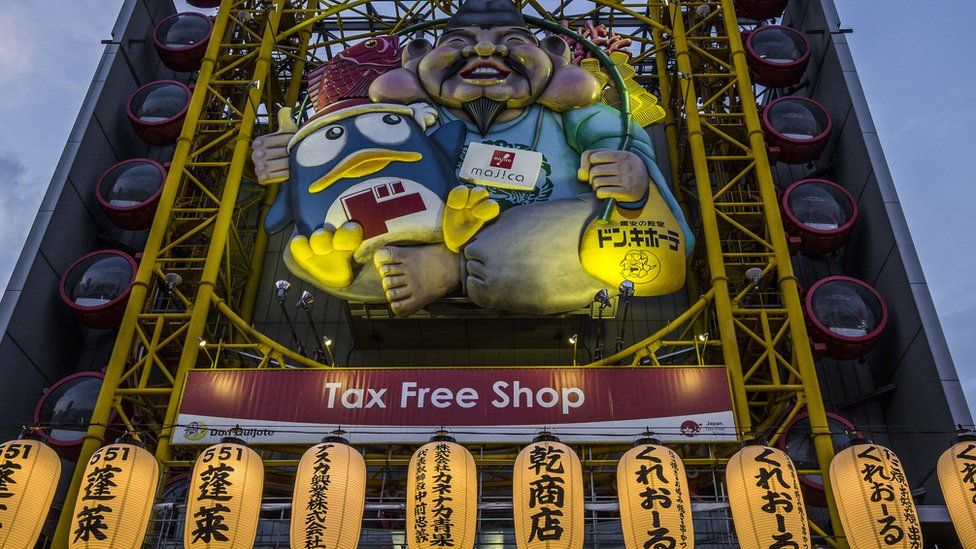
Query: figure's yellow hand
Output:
[[443, 185, 500, 252], [288, 222, 363, 288]]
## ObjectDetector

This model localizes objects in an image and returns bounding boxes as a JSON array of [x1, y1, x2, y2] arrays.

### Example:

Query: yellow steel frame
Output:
[[51, 0, 313, 545], [52, 1, 846, 547]]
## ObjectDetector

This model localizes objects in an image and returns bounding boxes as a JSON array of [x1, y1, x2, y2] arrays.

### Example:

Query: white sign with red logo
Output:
[[174, 367, 737, 445], [459, 142, 542, 190]]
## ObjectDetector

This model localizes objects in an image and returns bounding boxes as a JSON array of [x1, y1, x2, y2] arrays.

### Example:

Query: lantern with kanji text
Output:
[[406, 431, 477, 549], [0, 435, 61, 549], [726, 444, 811, 549], [938, 434, 976, 548], [617, 435, 694, 549], [513, 433, 584, 549], [69, 441, 160, 549], [290, 433, 366, 549], [185, 437, 264, 548], [938, 433, 976, 547], [830, 442, 922, 549]]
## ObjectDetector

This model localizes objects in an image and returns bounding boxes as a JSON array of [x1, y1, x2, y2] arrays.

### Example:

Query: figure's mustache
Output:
[[440, 54, 534, 96], [506, 56, 533, 95], [440, 56, 470, 96]]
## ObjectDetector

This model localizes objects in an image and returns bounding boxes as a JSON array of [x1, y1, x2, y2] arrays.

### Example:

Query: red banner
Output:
[[174, 367, 736, 444]]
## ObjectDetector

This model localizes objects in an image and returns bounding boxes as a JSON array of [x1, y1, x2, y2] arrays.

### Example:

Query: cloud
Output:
[[0, 151, 41, 292], [0, 2, 123, 292]]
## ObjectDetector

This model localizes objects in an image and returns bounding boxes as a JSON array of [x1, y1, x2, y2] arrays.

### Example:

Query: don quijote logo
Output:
[[183, 421, 208, 441], [182, 422, 275, 440], [490, 149, 516, 169]]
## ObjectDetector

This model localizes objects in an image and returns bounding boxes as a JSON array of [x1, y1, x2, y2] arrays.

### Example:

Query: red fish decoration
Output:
[[307, 36, 403, 111]]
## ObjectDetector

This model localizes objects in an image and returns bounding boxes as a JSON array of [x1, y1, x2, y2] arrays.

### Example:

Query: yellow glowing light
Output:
[[185, 441, 264, 549], [727, 445, 811, 549], [290, 440, 366, 549], [407, 438, 477, 549], [938, 439, 976, 547], [830, 443, 921, 549], [69, 443, 160, 549], [617, 442, 693, 549], [0, 438, 61, 549], [513, 437, 584, 549]]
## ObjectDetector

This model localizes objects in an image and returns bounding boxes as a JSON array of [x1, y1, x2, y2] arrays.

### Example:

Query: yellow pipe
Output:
[[588, 289, 714, 366], [651, 8, 707, 327], [239, 19, 313, 323], [215, 297, 327, 368], [154, 0, 290, 467], [667, 1, 752, 436], [49, 1, 240, 545], [718, 0, 847, 544], [274, 0, 374, 42]]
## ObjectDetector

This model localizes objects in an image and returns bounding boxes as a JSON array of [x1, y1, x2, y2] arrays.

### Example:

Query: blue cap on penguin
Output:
[[265, 79, 466, 265]]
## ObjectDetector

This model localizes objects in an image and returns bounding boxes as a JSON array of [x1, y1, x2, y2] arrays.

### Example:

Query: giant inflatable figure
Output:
[[252, 0, 693, 316]]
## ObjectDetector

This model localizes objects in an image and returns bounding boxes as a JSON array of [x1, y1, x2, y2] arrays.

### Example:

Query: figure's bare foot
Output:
[[289, 222, 363, 288], [443, 186, 500, 252], [373, 244, 460, 316]]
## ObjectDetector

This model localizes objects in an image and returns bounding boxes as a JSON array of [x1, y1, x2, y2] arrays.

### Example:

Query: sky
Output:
[[0, 1, 974, 412]]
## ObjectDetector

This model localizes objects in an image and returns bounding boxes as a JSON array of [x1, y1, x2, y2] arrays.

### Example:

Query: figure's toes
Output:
[[376, 261, 405, 277], [373, 247, 405, 270], [466, 186, 490, 207], [289, 235, 314, 261], [465, 258, 488, 282], [385, 286, 413, 304], [334, 222, 364, 251], [308, 229, 334, 255], [446, 185, 471, 210], [381, 274, 409, 291], [465, 276, 490, 305], [470, 198, 500, 221], [389, 293, 428, 317]]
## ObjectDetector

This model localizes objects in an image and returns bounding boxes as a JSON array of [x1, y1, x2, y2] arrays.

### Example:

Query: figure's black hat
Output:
[[446, 0, 525, 29]]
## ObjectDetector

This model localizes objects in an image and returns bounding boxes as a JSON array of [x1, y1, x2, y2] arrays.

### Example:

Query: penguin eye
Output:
[[294, 124, 348, 168], [354, 112, 411, 145], [364, 39, 377, 47]]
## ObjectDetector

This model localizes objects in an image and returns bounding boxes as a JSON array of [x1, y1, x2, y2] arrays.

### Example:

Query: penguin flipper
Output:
[[264, 183, 294, 234]]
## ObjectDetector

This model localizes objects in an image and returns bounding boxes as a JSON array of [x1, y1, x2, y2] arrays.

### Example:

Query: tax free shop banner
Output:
[[174, 367, 736, 444]]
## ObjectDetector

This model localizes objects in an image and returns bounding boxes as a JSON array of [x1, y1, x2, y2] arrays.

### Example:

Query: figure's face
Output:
[[292, 110, 425, 194], [418, 26, 553, 109]]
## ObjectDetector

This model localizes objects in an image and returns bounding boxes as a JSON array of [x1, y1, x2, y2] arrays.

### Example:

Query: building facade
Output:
[[0, 0, 969, 546]]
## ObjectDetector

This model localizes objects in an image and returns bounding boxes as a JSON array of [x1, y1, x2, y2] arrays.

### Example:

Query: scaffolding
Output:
[[51, 1, 847, 547]]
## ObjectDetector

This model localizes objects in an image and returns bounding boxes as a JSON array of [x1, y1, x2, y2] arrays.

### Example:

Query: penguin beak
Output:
[[308, 149, 423, 193]]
